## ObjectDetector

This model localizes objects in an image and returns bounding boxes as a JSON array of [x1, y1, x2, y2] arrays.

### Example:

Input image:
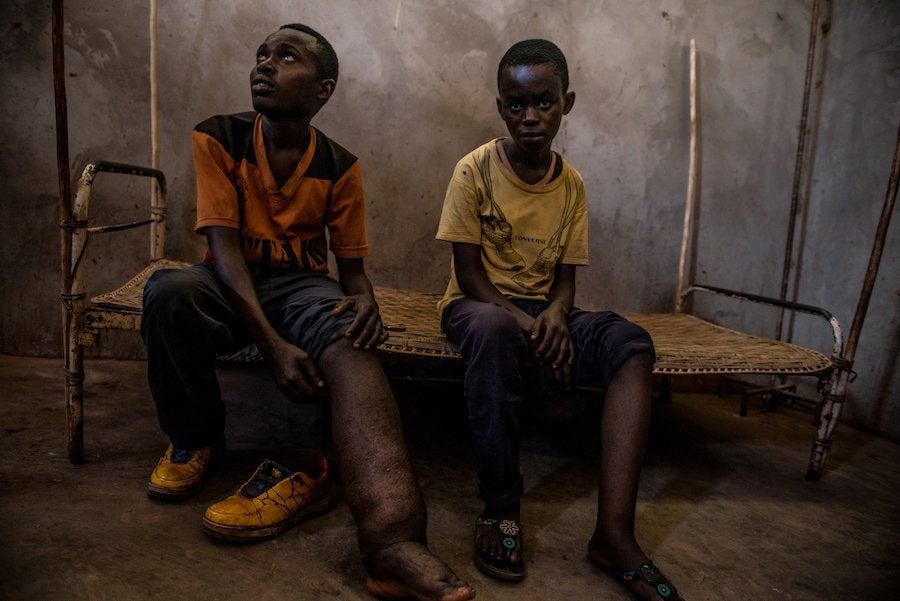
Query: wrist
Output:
[[547, 298, 571, 315], [255, 332, 287, 359]]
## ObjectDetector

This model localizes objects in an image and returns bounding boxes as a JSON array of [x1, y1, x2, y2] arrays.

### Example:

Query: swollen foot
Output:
[[365, 541, 476, 601]]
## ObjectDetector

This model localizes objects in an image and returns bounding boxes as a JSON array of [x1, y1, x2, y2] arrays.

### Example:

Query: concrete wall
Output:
[[1, 1, 897, 438]]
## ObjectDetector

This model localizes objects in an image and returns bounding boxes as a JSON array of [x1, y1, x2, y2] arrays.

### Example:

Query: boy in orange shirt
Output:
[[142, 23, 474, 601]]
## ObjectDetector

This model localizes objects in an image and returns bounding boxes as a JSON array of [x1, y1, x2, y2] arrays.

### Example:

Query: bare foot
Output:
[[588, 538, 684, 601], [587, 535, 646, 572], [365, 541, 476, 601]]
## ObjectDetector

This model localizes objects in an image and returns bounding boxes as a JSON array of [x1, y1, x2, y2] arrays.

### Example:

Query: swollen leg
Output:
[[319, 340, 474, 601]]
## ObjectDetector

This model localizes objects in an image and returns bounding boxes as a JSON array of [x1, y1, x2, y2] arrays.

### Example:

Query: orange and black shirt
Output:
[[193, 111, 368, 272]]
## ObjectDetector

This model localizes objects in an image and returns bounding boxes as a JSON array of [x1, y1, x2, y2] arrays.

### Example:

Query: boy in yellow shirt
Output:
[[437, 38, 684, 601]]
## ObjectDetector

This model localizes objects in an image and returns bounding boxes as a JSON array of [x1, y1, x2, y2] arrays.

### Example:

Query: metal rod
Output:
[[150, 0, 158, 171], [807, 121, 900, 480], [149, 0, 162, 259], [777, 0, 822, 339], [54, 0, 71, 300], [53, 0, 85, 463], [676, 38, 698, 312], [844, 123, 899, 362], [681, 283, 843, 359]]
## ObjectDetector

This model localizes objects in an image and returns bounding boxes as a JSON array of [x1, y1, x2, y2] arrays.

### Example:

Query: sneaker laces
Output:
[[241, 460, 291, 498], [171, 448, 196, 463]]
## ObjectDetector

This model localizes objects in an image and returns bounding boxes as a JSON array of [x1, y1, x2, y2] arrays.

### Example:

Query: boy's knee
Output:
[[621, 350, 653, 373], [469, 303, 519, 335], [461, 304, 524, 356], [143, 268, 206, 319], [146, 268, 186, 299]]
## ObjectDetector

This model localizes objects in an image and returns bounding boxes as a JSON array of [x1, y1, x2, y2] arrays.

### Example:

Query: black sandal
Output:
[[473, 515, 525, 582], [592, 558, 684, 600]]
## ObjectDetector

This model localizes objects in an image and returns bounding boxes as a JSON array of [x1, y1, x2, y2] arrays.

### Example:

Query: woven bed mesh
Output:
[[374, 287, 832, 376], [86, 273, 832, 376]]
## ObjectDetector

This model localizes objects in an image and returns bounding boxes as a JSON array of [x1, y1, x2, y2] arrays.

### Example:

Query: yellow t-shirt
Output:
[[436, 139, 589, 314]]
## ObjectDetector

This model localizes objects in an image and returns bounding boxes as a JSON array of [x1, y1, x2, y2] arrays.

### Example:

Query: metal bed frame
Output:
[[61, 160, 847, 480]]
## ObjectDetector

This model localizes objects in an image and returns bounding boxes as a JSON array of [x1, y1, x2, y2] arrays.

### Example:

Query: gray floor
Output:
[[1, 353, 898, 601]]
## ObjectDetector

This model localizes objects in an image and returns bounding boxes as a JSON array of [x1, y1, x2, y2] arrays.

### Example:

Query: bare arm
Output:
[[205, 226, 326, 398], [331, 256, 389, 350], [533, 263, 576, 383], [454, 241, 575, 384], [452, 242, 535, 334]]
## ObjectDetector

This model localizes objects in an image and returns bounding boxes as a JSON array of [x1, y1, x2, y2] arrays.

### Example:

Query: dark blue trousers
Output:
[[141, 263, 352, 450], [441, 297, 654, 507]]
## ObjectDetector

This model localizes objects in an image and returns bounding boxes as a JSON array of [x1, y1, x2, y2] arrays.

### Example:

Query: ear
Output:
[[317, 79, 336, 102], [496, 96, 503, 116], [562, 90, 575, 115]]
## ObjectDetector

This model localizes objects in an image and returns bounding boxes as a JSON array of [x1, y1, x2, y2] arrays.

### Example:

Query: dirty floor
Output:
[[1, 354, 898, 600]]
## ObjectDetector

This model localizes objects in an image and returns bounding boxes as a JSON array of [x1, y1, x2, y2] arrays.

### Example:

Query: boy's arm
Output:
[[454, 242, 575, 383], [331, 256, 389, 350], [534, 264, 577, 383], [452, 242, 535, 334], [205, 226, 327, 398]]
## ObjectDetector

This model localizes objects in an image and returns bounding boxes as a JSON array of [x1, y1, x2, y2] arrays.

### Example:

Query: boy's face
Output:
[[250, 28, 334, 118], [496, 63, 575, 156]]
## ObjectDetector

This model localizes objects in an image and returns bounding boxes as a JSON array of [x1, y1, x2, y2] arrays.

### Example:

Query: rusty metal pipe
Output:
[[844, 124, 899, 363], [807, 122, 899, 480], [777, 0, 825, 340], [52, 0, 85, 463]]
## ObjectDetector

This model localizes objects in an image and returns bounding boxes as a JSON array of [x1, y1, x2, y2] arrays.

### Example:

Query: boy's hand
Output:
[[268, 340, 327, 401], [531, 302, 575, 387], [332, 294, 389, 350]]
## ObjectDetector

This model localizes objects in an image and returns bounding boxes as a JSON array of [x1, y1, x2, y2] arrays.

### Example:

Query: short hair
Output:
[[497, 39, 569, 92], [279, 23, 339, 81]]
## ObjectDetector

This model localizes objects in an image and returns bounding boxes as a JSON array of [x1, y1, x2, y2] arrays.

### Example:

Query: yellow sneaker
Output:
[[202, 454, 336, 541], [148, 444, 218, 500]]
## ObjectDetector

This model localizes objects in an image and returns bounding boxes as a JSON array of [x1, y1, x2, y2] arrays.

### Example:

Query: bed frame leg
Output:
[[656, 375, 672, 404], [738, 382, 797, 417], [806, 366, 850, 481]]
